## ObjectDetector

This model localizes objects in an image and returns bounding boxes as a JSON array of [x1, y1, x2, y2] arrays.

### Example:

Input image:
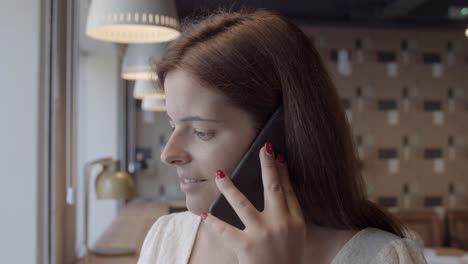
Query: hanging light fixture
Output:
[[142, 98, 166, 112], [86, 0, 181, 43], [122, 44, 166, 80], [133, 80, 165, 99]]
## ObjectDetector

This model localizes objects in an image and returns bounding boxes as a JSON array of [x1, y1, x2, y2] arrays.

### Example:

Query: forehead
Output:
[[163, 69, 229, 119]]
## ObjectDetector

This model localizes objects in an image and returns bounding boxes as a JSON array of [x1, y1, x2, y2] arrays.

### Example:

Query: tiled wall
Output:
[[135, 26, 468, 209], [302, 26, 468, 208]]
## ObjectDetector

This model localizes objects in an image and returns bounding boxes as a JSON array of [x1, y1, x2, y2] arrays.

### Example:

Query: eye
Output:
[[193, 130, 215, 141]]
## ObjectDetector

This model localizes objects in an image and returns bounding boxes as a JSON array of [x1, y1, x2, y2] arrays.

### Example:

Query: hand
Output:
[[202, 142, 306, 264]]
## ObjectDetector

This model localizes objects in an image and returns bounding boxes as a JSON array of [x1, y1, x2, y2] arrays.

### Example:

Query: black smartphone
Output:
[[209, 105, 287, 229]]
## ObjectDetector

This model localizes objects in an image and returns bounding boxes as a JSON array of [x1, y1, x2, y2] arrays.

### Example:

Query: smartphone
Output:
[[209, 105, 287, 229]]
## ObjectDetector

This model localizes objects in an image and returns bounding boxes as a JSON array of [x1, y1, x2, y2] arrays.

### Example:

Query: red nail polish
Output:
[[216, 170, 225, 179], [278, 153, 286, 163], [265, 142, 273, 155], [201, 212, 208, 220]]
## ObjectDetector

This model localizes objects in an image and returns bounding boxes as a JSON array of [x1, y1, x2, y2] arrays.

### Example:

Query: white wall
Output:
[[75, 46, 121, 257], [0, 0, 42, 263]]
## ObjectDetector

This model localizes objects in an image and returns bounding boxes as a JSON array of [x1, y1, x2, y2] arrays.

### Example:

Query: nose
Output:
[[160, 132, 191, 166]]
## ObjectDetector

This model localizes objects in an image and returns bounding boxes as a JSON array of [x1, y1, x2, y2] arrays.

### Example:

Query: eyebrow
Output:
[[166, 114, 220, 123]]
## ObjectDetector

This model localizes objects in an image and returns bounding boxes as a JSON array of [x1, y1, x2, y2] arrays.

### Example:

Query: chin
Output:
[[185, 195, 212, 216]]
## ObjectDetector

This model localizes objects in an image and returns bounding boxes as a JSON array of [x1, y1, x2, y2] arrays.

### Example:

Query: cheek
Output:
[[197, 132, 254, 177]]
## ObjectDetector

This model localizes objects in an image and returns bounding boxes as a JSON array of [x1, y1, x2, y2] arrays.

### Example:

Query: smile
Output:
[[179, 178, 208, 193], [181, 179, 207, 184]]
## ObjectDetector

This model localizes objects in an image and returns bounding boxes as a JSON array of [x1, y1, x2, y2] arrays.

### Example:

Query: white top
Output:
[[138, 211, 427, 264]]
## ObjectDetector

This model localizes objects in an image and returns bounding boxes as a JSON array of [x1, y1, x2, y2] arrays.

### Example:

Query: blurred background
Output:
[[1, 0, 468, 263]]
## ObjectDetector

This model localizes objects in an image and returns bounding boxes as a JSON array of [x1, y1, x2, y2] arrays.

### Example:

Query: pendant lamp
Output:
[[142, 98, 166, 112], [133, 80, 165, 99], [122, 44, 166, 80], [86, 0, 181, 43]]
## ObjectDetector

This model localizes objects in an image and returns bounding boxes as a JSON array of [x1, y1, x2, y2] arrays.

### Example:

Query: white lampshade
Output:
[[86, 0, 181, 43], [133, 80, 165, 99], [122, 44, 165, 80], [142, 98, 166, 112]]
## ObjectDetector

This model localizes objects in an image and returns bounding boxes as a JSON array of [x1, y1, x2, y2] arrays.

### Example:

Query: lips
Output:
[[179, 177, 208, 193], [178, 173, 208, 183], [180, 178, 207, 184]]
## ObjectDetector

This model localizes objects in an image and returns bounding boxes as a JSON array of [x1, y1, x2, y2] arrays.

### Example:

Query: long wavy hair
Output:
[[155, 8, 404, 237]]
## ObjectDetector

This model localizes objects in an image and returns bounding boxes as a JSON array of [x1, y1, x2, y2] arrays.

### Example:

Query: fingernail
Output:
[[215, 170, 225, 179], [265, 142, 273, 155], [277, 153, 286, 163], [201, 212, 208, 220]]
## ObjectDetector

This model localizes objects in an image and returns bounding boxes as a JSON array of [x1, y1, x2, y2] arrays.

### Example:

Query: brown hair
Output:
[[156, 8, 404, 236]]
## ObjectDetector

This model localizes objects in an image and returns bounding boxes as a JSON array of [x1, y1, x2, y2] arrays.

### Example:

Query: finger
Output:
[[276, 153, 304, 220], [215, 169, 260, 227], [261, 142, 288, 215], [201, 212, 244, 249]]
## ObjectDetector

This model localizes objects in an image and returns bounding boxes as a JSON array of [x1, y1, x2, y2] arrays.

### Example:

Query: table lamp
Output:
[[84, 158, 136, 263]]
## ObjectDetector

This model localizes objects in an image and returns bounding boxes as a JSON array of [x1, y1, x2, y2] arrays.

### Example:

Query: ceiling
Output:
[[175, 0, 468, 30]]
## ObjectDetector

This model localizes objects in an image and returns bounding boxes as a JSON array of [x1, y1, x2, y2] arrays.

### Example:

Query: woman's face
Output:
[[161, 69, 257, 215]]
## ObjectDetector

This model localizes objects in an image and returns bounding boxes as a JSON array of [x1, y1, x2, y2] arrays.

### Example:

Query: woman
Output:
[[138, 8, 427, 264]]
